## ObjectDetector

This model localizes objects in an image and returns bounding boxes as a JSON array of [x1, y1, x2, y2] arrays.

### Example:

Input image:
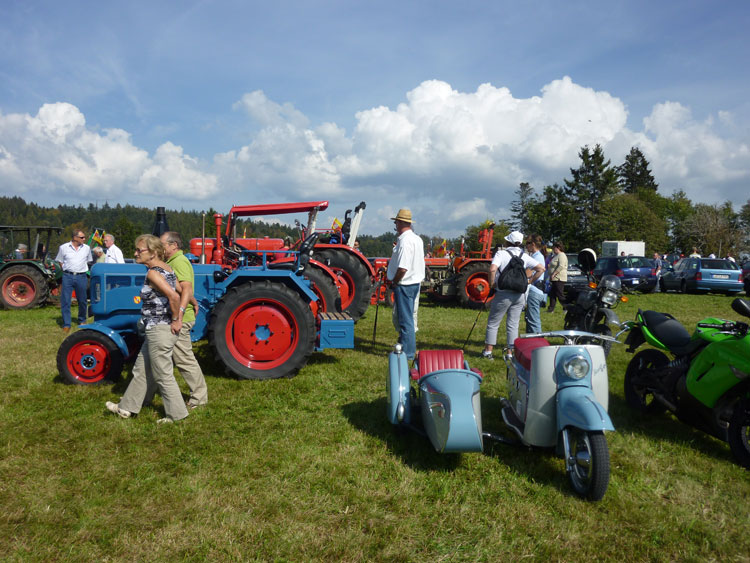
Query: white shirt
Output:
[[55, 242, 93, 273], [387, 229, 425, 286], [491, 247, 541, 285], [105, 243, 125, 263]]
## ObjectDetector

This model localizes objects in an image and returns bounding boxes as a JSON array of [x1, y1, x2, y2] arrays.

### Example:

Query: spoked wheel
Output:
[[728, 398, 750, 469], [0, 265, 48, 309], [457, 262, 492, 309], [565, 429, 610, 501], [208, 281, 315, 380], [624, 349, 669, 414], [56, 330, 124, 384]]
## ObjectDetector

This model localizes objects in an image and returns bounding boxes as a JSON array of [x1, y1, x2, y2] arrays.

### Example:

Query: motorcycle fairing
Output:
[[686, 336, 750, 407]]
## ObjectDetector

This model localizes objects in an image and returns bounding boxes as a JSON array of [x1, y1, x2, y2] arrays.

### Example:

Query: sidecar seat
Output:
[[513, 338, 550, 371], [412, 350, 466, 380]]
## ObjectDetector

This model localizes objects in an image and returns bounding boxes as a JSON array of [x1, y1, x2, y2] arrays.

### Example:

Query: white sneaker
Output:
[[481, 350, 494, 360], [156, 417, 174, 424], [105, 401, 132, 419]]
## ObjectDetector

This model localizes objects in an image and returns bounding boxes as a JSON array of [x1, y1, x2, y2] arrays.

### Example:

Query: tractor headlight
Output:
[[601, 289, 618, 306], [564, 355, 589, 380]]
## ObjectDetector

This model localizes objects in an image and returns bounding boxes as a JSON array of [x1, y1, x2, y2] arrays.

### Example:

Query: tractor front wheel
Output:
[[0, 265, 49, 309], [456, 262, 492, 309], [57, 330, 124, 384], [208, 281, 315, 380]]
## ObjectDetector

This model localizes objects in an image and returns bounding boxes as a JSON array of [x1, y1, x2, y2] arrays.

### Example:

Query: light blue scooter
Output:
[[386, 330, 617, 501]]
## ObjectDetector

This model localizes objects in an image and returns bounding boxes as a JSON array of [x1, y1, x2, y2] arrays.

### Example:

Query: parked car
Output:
[[660, 258, 744, 295], [564, 249, 595, 295], [592, 256, 656, 292]]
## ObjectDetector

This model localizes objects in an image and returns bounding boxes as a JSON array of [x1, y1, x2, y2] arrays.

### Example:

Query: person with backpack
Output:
[[481, 231, 544, 360]]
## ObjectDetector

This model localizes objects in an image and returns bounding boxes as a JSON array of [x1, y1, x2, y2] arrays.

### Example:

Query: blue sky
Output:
[[1, 0, 749, 237]]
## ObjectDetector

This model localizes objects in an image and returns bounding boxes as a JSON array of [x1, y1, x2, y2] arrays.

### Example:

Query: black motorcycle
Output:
[[563, 274, 626, 357]]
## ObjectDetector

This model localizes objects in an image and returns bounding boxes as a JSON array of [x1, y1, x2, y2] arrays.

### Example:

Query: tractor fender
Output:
[[222, 268, 318, 303], [313, 243, 376, 278], [271, 257, 341, 287], [77, 322, 133, 359]]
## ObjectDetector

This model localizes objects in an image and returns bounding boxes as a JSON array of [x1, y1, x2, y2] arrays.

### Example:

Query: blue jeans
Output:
[[525, 289, 546, 334], [61, 272, 88, 327], [393, 283, 420, 360]]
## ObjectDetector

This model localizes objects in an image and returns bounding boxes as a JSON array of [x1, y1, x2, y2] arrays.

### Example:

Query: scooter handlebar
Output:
[[517, 329, 620, 346]]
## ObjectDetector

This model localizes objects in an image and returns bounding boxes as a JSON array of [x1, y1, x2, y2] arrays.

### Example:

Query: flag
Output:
[[90, 229, 104, 246], [331, 218, 343, 232], [435, 239, 447, 257]]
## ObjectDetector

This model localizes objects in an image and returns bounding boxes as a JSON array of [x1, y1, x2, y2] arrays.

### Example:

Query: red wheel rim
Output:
[[224, 298, 299, 370], [330, 268, 354, 309], [65, 340, 112, 383], [2, 273, 36, 307], [464, 273, 490, 302]]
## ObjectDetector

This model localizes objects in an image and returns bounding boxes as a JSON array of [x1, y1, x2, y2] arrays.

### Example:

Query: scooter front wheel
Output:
[[566, 429, 610, 501], [728, 398, 750, 469]]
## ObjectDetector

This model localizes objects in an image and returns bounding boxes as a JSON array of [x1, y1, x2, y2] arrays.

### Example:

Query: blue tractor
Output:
[[56, 233, 354, 384]]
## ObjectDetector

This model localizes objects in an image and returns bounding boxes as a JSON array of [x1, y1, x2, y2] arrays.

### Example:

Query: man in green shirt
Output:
[[160, 231, 208, 408]]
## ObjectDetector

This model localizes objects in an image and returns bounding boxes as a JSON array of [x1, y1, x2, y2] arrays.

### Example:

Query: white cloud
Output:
[[2, 79, 748, 237], [0, 102, 217, 202]]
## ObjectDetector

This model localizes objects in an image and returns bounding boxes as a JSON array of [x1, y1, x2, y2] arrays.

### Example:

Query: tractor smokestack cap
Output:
[[391, 209, 413, 223], [504, 230, 524, 245]]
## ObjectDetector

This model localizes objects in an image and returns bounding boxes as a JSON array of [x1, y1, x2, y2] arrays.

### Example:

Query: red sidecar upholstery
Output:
[[413, 349, 466, 380], [513, 338, 550, 371]]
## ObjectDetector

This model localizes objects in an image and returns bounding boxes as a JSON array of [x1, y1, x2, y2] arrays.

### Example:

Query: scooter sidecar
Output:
[[387, 346, 484, 453]]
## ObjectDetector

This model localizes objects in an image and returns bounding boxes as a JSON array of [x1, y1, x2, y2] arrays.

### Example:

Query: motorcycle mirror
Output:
[[731, 298, 750, 319]]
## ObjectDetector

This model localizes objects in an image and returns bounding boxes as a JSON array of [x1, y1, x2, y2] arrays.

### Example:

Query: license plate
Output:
[[713, 274, 729, 279]]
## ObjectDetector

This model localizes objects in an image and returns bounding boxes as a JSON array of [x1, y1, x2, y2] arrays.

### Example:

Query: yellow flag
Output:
[[331, 218, 343, 231]]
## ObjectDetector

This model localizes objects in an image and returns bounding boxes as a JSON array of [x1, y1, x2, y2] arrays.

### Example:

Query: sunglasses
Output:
[[134, 248, 149, 254]]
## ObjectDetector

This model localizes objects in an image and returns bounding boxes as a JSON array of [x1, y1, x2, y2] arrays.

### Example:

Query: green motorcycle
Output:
[[622, 298, 750, 469]]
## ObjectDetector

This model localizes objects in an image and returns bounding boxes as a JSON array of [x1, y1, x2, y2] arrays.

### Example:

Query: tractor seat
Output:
[[513, 338, 550, 371], [412, 349, 465, 380]]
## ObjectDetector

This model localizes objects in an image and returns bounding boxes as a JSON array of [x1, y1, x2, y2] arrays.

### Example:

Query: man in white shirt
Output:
[[55, 229, 93, 332], [386, 208, 425, 361], [104, 234, 125, 263]]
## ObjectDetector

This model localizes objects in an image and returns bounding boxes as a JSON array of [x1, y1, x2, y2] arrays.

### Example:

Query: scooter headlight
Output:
[[564, 355, 590, 380], [601, 289, 618, 306]]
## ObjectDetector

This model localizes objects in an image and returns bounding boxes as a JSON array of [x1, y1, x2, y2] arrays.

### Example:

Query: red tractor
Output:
[[370, 223, 496, 310], [189, 201, 375, 321]]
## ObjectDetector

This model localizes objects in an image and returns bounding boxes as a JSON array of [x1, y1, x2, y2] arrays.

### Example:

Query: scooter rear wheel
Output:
[[567, 429, 610, 501], [624, 349, 669, 414], [728, 398, 750, 469]]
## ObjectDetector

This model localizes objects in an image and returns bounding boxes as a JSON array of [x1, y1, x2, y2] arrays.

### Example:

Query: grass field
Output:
[[1, 292, 749, 561]]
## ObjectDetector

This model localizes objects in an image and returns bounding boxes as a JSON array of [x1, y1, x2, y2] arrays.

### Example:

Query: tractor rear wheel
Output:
[[456, 262, 492, 309], [0, 265, 49, 309], [57, 330, 124, 385], [303, 265, 341, 316], [208, 281, 315, 380], [314, 249, 372, 321]]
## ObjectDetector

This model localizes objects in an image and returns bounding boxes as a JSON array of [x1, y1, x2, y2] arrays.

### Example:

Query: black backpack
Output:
[[497, 250, 528, 293]]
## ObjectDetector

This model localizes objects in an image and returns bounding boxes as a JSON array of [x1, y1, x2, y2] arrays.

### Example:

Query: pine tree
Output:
[[617, 147, 658, 193]]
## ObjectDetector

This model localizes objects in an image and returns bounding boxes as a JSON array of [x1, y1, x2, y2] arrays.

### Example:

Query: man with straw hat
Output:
[[386, 208, 425, 361]]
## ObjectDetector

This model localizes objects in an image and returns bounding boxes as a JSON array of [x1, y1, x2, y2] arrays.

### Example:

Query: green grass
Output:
[[1, 292, 749, 561]]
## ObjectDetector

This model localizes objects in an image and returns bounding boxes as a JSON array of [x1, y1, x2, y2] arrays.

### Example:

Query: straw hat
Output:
[[391, 208, 413, 223]]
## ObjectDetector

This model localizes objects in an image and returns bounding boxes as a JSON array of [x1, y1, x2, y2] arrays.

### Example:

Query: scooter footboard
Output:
[[387, 351, 411, 425], [557, 387, 615, 432], [419, 370, 483, 453]]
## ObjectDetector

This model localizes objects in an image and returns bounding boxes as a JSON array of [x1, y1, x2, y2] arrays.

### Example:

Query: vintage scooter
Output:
[[387, 329, 617, 501]]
